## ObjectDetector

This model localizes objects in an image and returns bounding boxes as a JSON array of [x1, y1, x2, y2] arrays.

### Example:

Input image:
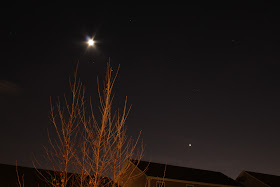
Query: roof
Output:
[[0, 163, 115, 187], [244, 171, 280, 187], [0, 163, 48, 187], [131, 160, 240, 186]]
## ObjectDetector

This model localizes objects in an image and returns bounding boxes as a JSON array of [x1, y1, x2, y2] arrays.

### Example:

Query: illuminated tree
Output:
[[36, 60, 144, 187]]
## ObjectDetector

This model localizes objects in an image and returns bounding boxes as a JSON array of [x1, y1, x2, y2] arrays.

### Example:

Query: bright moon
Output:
[[88, 39, 94, 46], [188, 144, 192, 147]]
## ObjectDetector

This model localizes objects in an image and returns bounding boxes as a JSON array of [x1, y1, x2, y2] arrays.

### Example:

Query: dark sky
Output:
[[1, 3, 280, 178]]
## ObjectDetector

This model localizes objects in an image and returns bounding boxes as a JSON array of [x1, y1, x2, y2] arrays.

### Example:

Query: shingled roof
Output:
[[243, 171, 280, 187], [131, 160, 240, 186]]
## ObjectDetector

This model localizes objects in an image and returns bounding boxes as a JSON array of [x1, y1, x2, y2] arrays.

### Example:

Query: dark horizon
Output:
[[1, 3, 280, 179]]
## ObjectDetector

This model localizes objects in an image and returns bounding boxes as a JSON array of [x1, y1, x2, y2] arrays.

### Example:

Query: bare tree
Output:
[[16, 161, 24, 187], [37, 60, 144, 187]]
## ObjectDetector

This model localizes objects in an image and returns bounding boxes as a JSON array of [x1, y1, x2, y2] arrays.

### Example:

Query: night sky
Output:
[[1, 3, 280, 178]]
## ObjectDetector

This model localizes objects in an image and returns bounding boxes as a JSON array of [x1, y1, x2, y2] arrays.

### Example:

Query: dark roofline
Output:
[[242, 170, 280, 187], [0, 163, 71, 175], [0, 163, 115, 186], [130, 159, 241, 186], [130, 159, 232, 175], [130, 159, 228, 176], [245, 170, 280, 178]]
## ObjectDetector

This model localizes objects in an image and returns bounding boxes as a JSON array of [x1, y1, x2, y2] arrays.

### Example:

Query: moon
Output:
[[87, 39, 94, 46]]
